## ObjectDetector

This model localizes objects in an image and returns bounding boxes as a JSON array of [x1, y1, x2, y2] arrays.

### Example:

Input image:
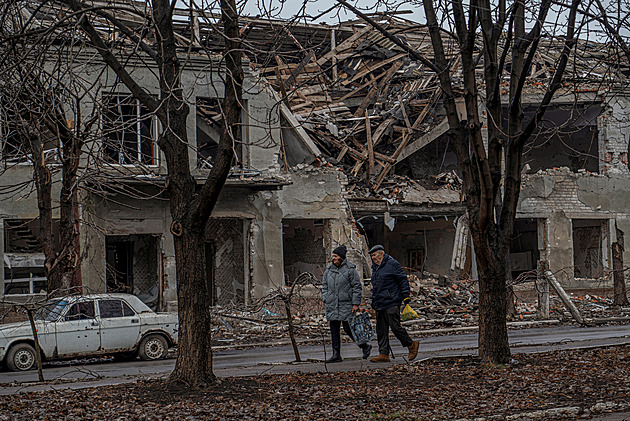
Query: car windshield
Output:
[[34, 300, 68, 321]]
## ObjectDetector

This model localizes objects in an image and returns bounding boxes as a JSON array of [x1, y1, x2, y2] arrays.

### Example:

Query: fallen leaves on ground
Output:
[[1, 345, 629, 420]]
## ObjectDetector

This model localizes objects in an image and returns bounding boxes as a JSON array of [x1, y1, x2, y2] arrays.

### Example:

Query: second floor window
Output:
[[103, 94, 157, 165]]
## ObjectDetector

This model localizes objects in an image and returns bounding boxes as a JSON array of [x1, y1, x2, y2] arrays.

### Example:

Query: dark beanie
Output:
[[332, 244, 347, 259]]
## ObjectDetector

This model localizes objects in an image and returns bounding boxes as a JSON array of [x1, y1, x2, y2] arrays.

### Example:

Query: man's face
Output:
[[331, 253, 343, 267], [370, 250, 384, 266]]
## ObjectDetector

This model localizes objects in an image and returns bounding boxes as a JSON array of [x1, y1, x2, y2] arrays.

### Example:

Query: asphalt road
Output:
[[0, 323, 629, 395]]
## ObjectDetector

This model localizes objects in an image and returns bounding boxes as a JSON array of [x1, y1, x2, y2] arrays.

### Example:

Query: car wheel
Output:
[[6, 343, 37, 371], [138, 334, 168, 361]]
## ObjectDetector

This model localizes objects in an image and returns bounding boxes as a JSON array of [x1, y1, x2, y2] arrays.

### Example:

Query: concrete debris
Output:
[[208, 274, 630, 347]]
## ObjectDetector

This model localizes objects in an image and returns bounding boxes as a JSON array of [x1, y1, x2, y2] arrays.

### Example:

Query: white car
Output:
[[0, 294, 179, 371]]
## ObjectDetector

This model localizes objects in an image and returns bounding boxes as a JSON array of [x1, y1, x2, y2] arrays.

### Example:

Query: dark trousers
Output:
[[329, 320, 368, 356], [375, 305, 413, 355]]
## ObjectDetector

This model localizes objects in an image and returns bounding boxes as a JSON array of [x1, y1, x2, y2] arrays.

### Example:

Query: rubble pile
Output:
[[209, 275, 630, 347]]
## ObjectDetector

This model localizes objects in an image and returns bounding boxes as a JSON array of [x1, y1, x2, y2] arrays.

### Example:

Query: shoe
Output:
[[325, 355, 342, 363], [362, 344, 372, 359], [369, 353, 390, 363], [408, 340, 419, 361]]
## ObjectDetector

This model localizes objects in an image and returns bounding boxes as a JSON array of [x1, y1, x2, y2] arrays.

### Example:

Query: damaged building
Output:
[[1, 6, 629, 310]]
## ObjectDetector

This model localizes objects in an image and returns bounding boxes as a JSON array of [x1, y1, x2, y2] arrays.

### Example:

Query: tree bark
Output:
[[612, 227, 629, 306]]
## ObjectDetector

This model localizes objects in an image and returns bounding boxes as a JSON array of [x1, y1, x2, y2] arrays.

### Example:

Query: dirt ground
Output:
[[1, 345, 629, 420]]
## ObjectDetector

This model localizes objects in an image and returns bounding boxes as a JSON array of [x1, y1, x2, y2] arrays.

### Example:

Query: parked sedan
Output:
[[0, 294, 178, 371]]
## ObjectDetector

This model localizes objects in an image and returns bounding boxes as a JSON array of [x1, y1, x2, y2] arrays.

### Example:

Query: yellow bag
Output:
[[401, 303, 418, 322]]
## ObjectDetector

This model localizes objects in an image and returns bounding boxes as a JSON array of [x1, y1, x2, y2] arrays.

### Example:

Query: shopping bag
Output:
[[349, 312, 375, 345], [401, 303, 418, 322]]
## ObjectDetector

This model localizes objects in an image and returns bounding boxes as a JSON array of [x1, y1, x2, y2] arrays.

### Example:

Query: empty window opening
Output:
[[282, 219, 327, 285], [519, 104, 600, 173], [572, 219, 608, 279], [106, 235, 159, 310], [103, 93, 157, 165], [196, 97, 244, 169]]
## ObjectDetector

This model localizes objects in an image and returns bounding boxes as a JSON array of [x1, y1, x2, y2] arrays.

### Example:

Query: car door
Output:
[[55, 300, 101, 357], [97, 298, 140, 351]]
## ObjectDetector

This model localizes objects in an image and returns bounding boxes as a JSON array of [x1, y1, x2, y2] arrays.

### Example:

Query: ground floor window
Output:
[[572, 219, 608, 279], [3, 219, 52, 295]]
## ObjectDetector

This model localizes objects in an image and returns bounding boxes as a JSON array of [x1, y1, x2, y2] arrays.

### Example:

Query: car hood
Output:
[[0, 321, 45, 340]]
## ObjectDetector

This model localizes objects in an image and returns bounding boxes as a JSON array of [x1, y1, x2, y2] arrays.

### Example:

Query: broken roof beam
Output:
[[398, 118, 449, 162], [354, 59, 404, 117], [267, 87, 321, 162], [316, 25, 373, 67]]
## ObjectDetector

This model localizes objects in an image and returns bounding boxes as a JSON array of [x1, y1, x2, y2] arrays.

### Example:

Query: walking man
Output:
[[322, 244, 372, 363], [367, 245, 419, 362]]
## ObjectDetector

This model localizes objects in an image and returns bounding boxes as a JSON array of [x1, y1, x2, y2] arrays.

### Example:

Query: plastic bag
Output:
[[401, 303, 418, 322], [349, 312, 375, 345]]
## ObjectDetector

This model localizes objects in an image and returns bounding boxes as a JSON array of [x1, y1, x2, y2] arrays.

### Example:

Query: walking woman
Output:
[[322, 244, 372, 363]]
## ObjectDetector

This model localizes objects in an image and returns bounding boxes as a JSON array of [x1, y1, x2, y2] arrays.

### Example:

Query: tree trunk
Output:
[[169, 228, 214, 385], [612, 227, 629, 306], [473, 233, 511, 364]]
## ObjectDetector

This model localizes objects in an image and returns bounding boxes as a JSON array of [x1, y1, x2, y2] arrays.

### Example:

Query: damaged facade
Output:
[[1, 7, 629, 309]]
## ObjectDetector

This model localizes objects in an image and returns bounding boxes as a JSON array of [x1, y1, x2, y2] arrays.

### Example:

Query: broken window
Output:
[[196, 97, 244, 169], [0, 101, 58, 164], [106, 235, 160, 310], [3, 219, 56, 295], [509, 219, 541, 279], [282, 219, 327, 285], [102, 94, 157, 165], [65, 301, 96, 321], [572, 219, 608, 279]]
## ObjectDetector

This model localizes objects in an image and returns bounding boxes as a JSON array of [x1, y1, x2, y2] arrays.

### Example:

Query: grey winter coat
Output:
[[322, 260, 362, 321]]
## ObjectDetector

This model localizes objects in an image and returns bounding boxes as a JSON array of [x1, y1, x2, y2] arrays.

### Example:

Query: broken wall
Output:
[[519, 168, 630, 288]]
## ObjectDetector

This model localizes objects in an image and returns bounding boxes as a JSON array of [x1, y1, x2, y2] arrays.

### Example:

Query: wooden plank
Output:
[[284, 51, 316, 89], [316, 25, 373, 66], [398, 94, 412, 129], [354, 60, 403, 118], [340, 53, 406, 87], [366, 114, 374, 176]]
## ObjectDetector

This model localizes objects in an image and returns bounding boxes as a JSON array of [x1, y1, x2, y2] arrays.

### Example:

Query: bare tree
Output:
[[0, 2, 94, 295], [334, 0, 622, 364], [55, 0, 241, 385]]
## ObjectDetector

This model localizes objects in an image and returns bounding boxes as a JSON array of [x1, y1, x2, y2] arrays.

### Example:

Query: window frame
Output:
[[102, 93, 159, 167]]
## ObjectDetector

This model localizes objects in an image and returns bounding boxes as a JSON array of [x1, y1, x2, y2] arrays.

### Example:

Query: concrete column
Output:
[[546, 210, 574, 286]]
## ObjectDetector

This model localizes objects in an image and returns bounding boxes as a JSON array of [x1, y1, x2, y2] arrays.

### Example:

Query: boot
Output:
[[360, 343, 372, 359], [369, 353, 390, 363], [326, 322, 343, 363], [408, 340, 419, 361]]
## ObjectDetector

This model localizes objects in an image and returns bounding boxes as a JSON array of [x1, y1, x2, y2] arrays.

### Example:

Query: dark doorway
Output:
[[509, 219, 540, 280], [106, 235, 160, 309]]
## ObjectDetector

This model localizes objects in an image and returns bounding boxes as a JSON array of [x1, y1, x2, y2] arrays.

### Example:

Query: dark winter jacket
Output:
[[370, 254, 410, 311], [322, 260, 362, 321]]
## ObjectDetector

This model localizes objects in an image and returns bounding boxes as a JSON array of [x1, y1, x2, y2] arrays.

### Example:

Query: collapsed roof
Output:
[[14, 1, 630, 206]]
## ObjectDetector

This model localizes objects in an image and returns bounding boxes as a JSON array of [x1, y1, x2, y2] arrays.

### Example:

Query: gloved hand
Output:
[[402, 297, 411, 306]]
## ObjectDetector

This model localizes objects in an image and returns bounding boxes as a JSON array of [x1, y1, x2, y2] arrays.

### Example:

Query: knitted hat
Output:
[[369, 244, 385, 254], [332, 244, 347, 259]]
